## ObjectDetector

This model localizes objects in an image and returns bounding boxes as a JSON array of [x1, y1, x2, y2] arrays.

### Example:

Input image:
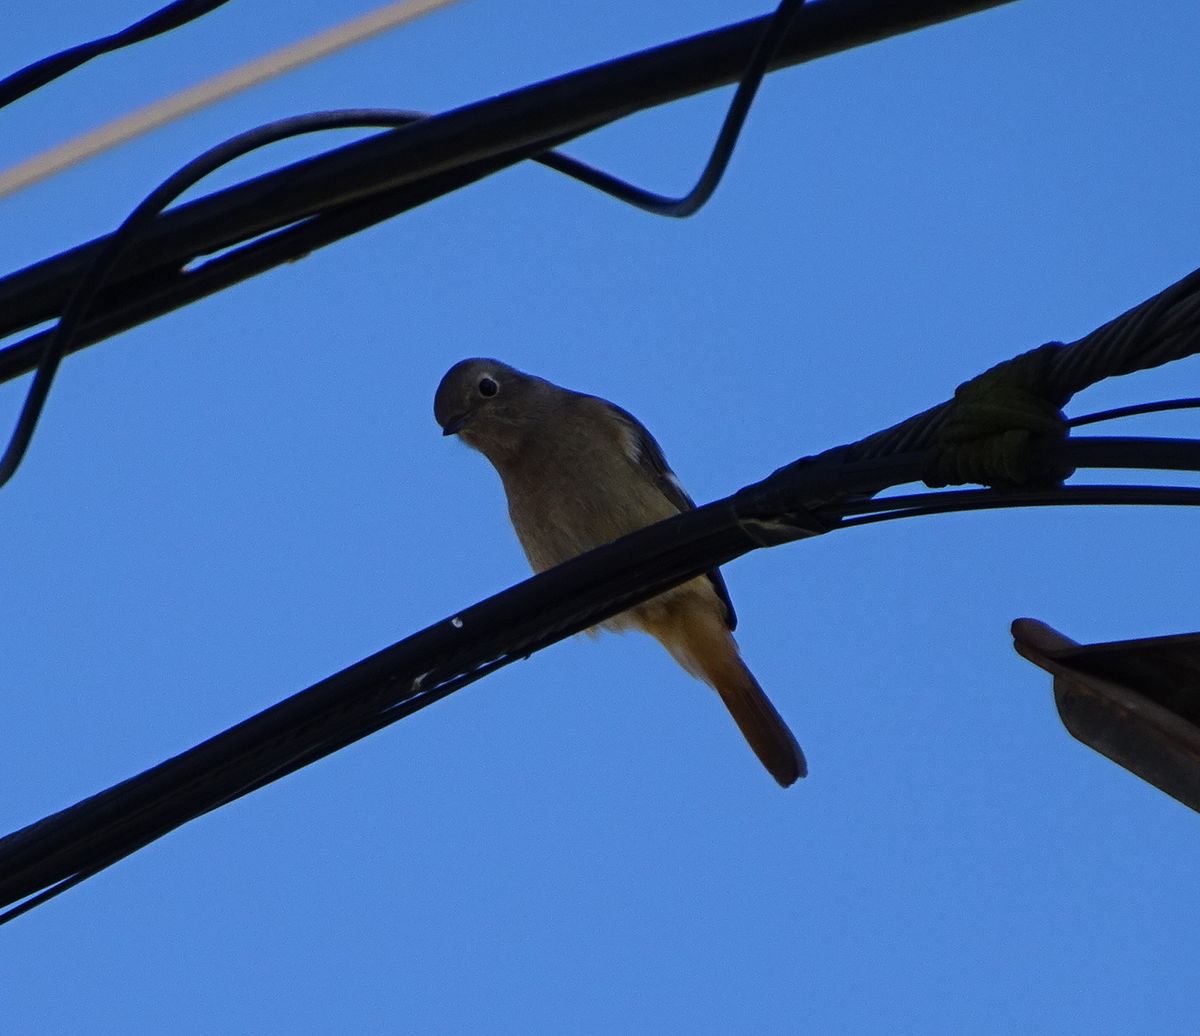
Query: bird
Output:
[[434, 358, 806, 786]]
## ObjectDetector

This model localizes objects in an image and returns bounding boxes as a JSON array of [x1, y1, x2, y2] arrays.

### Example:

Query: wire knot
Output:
[[924, 342, 1075, 488]]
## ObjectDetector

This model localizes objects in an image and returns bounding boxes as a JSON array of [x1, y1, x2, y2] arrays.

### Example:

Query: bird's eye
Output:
[[478, 376, 499, 397]]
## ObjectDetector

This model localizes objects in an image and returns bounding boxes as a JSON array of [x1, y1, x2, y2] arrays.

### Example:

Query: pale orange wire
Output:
[[0, 0, 463, 201]]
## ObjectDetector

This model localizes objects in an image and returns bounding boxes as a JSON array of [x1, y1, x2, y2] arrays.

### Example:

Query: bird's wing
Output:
[[600, 399, 739, 632]]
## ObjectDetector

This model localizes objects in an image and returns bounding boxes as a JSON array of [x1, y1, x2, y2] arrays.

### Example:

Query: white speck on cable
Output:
[[451, 616, 464, 629]]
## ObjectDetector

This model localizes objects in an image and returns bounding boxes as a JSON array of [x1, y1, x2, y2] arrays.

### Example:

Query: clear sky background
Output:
[[2, 1, 1199, 1032]]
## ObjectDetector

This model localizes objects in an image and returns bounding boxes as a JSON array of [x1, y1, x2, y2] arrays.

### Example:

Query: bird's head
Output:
[[434, 358, 551, 462]]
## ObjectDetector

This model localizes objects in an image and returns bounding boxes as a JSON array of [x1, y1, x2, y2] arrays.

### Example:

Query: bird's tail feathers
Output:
[[648, 607, 806, 787]]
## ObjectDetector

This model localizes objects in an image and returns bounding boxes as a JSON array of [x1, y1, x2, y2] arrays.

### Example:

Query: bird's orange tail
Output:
[[643, 604, 807, 787]]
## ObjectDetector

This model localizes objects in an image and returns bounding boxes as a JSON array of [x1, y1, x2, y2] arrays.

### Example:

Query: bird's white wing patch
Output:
[[616, 415, 643, 468]]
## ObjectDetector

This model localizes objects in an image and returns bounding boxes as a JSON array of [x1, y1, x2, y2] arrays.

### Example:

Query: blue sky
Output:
[[3, 1, 1200, 1032]]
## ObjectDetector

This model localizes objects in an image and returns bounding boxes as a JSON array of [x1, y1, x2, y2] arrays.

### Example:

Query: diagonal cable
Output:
[[0, 0, 236, 110], [0, 0, 1019, 353], [0, 0, 465, 198], [1, 435, 1199, 925], [0, 0, 807, 489]]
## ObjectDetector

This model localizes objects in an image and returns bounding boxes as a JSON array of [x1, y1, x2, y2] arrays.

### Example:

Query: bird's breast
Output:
[[498, 438, 677, 574]]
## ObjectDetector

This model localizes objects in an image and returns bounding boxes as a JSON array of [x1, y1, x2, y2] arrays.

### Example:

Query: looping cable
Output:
[[0, 0, 805, 490]]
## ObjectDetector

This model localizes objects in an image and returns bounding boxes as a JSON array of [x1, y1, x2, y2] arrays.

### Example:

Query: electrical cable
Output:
[[1068, 397, 1200, 428], [838, 487, 1200, 531], [0, 653, 511, 926], [0, 0, 807, 489], [2, 437, 1200, 923], [4, 0, 1198, 923], [0, 111, 428, 490], [0, 0, 465, 199], [0, 1, 236, 111], [0, 0, 1018, 351], [0, 0, 817, 908], [535, 0, 804, 217], [838, 484, 1200, 527]]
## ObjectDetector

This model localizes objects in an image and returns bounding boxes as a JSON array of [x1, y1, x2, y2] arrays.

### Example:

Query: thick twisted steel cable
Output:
[[1049, 267, 1200, 394]]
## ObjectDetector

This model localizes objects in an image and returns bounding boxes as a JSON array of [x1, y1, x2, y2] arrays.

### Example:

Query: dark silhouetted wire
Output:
[[0, 110, 433, 489], [0, 654, 513, 926], [0, 1, 235, 110], [0, 0, 807, 488], [840, 484, 1200, 528], [0, 141, 562, 383], [0, 0, 1018, 361], [1069, 397, 1200, 428], [0, 0, 820, 905], [9, 0, 1196, 924], [536, 0, 803, 217], [3, 434, 1200, 923]]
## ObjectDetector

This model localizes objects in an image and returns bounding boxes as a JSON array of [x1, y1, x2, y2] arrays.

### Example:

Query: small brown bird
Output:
[[434, 358, 806, 786]]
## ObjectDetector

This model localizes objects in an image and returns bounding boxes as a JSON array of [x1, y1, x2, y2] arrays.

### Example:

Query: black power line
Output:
[[1069, 398, 1200, 428], [7, 232, 1200, 919], [1, 435, 1198, 924], [0, 0, 1017, 372], [9, 0, 1195, 926], [0, 0, 806, 488], [0, 0, 236, 110]]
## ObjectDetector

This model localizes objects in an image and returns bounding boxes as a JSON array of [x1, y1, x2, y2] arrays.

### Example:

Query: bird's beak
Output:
[[440, 413, 469, 436]]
